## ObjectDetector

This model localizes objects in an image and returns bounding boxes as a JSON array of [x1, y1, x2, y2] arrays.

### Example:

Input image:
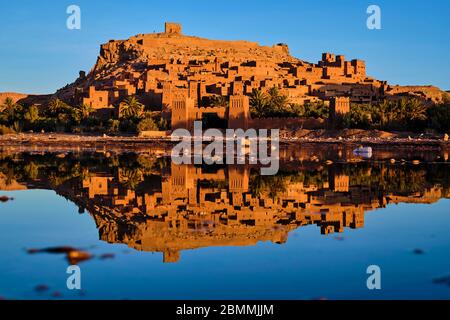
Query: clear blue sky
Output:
[[1, 0, 449, 94]]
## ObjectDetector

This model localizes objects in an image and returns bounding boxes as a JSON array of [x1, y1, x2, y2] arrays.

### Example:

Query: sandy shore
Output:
[[0, 132, 449, 166], [0, 132, 448, 154], [0, 133, 174, 154], [0, 132, 448, 145]]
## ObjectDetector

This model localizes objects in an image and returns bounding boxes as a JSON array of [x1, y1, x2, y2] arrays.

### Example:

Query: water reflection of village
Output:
[[1, 153, 450, 263]]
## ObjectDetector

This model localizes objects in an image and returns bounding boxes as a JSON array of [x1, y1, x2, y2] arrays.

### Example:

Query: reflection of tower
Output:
[[341, 207, 366, 229], [162, 164, 195, 204], [272, 232, 288, 244], [228, 95, 249, 129], [329, 167, 349, 192], [163, 249, 180, 263], [228, 166, 249, 206], [228, 166, 249, 193], [354, 210, 365, 228], [321, 224, 337, 235], [332, 174, 349, 192], [171, 95, 194, 130]]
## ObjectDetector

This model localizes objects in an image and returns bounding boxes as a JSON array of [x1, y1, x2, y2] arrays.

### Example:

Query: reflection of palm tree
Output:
[[250, 175, 264, 197], [268, 176, 287, 199], [80, 168, 92, 181], [4, 168, 16, 186], [107, 156, 120, 169], [46, 162, 83, 187], [137, 156, 158, 175], [119, 96, 144, 119], [24, 162, 39, 180], [249, 174, 287, 199], [120, 168, 144, 190]]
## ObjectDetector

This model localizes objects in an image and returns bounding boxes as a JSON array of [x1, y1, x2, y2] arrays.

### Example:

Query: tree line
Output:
[[249, 88, 450, 132], [1, 90, 450, 134], [0, 96, 169, 135]]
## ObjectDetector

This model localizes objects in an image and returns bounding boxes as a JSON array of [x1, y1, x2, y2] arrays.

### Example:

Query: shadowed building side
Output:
[[171, 95, 194, 131], [228, 95, 250, 130]]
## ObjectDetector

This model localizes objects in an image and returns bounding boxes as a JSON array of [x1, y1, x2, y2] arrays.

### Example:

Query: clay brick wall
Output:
[[193, 106, 227, 120], [323, 66, 344, 79], [249, 117, 324, 130], [351, 60, 366, 77], [139, 131, 169, 138], [82, 86, 110, 109], [231, 81, 244, 95]]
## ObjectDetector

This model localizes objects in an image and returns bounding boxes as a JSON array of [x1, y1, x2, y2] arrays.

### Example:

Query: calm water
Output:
[[1, 150, 450, 300]]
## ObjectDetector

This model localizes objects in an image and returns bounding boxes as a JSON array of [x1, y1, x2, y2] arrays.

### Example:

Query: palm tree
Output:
[[405, 98, 427, 121], [267, 87, 289, 114], [48, 98, 70, 115], [376, 100, 390, 127], [250, 89, 268, 118], [24, 105, 40, 123], [137, 117, 159, 132], [1, 97, 16, 119], [304, 101, 329, 119], [119, 96, 144, 119], [76, 103, 94, 120], [210, 95, 228, 107], [395, 98, 409, 123], [290, 103, 306, 117]]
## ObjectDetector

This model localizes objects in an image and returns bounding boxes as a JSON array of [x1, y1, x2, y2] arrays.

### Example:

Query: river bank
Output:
[[0, 131, 449, 158]]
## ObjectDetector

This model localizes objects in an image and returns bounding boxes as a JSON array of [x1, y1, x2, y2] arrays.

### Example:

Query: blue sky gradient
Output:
[[1, 0, 449, 94]]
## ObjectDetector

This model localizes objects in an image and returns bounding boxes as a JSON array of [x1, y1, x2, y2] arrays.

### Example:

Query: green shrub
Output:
[[427, 103, 450, 132], [119, 119, 138, 133], [138, 117, 159, 132]]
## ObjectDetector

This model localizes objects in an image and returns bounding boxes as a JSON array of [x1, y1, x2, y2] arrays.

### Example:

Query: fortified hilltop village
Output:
[[0, 22, 448, 140]]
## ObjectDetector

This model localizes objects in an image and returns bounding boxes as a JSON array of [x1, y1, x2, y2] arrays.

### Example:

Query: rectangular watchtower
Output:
[[171, 95, 194, 131], [165, 22, 182, 34], [228, 95, 250, 130]]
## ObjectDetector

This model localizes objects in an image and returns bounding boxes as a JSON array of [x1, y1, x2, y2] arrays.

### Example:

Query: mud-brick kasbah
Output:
[[53, 22, 444, 131]]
